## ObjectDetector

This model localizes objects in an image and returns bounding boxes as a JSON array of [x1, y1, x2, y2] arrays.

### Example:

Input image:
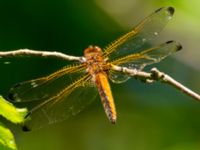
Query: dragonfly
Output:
[[8, 6, 182, 131]]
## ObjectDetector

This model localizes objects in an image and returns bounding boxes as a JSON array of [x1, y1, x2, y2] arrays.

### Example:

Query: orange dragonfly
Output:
[[8, 7, 181, 131]]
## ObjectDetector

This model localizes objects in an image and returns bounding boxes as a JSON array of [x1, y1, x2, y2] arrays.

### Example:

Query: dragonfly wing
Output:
[[22, 74, 98, 131], [108, 70, 130, 84], [8, 64, 86, 102], [103, 7, 174, 61], [109, 41, 182, 83]]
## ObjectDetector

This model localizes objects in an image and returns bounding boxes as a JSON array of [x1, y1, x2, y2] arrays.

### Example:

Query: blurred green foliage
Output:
[[0, 123, 16, 150], [0, 96, 27, 124], [0, 96, 27, 150], [0, 0, 200, 150]]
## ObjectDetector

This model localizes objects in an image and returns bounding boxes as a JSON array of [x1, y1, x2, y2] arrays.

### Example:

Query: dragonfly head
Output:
[[84, 45, 103, 59]]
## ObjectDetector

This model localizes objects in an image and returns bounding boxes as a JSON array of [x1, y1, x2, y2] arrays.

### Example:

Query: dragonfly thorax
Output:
[[84, 45, 107, 77], [84, 45, 105, 65], [84, 45, 102, 58]]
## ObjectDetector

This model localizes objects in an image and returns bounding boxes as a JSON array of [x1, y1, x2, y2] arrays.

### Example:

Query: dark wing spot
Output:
[[7, 92, 15, 101], [22, 125, 31, 132], [154, 7, 163, 13], [166, 40, 173, 44], [176, 43, 182, 51], [154, 7, 174, 16], [23, 111, 32, 120], [7, 83, 22, 101], [167, 7, 175, 16], [165, 41, 182, 51], [22, 112, 32, 131]]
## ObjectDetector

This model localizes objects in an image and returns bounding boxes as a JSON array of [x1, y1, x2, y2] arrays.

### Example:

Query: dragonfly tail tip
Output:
[[110, 118, 117, 124]]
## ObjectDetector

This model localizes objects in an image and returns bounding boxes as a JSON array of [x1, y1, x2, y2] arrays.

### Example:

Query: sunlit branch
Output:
[[0, 49, 85, 62], [0, 49, 200, 102], [112, 65, 200, 102]]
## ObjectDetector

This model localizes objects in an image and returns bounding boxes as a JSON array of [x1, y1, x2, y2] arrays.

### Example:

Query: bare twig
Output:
[[150, 68, 200, 101], [0, 49, 200, 102], [112, 65, 200, 102], [0, 49, 85, 62]]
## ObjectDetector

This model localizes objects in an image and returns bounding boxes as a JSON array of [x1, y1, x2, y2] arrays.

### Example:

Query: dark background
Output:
[[1, 0, 200, 150]]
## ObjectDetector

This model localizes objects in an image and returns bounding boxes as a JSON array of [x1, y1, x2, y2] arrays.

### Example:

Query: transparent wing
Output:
[[109, 41, 182, 83], [22, 74, 98, 131], [8, 64, 86, 102], [103, 7, 174, 61]]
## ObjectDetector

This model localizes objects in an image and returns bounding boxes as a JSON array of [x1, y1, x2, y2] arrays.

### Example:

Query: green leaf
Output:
[[0, 123, 17, 150], [0, 96, 27, 123], [0, 95, 28, 150], [0, 96, 27, 150]]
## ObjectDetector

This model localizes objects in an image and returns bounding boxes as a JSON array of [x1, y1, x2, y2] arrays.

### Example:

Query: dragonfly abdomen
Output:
[[95, 72, 117, 124]]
